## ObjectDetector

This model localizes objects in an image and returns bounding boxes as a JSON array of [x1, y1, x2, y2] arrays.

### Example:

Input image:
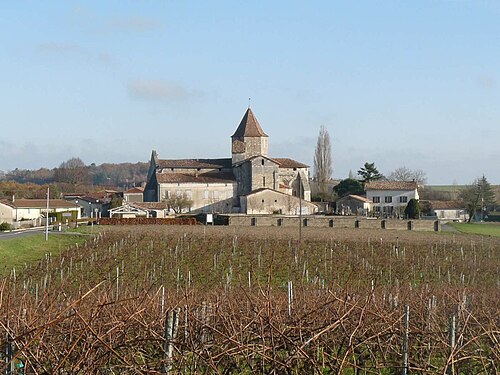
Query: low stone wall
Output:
[[99, 217, 199, 225], [223, 215, 440, 231]]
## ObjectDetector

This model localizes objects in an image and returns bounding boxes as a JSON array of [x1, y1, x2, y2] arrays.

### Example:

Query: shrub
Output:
[[0, 222, 12, 231]]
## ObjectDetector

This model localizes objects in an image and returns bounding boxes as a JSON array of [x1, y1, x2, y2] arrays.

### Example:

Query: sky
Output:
[[1, 1, 499, 184]]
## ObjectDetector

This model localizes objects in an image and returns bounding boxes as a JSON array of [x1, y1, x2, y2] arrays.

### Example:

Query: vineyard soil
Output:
[[1, 225, 498, 374]]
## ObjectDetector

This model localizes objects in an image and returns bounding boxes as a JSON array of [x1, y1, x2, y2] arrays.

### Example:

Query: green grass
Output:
[[448, 222, 500, 237], [0, 231, 90, 271]]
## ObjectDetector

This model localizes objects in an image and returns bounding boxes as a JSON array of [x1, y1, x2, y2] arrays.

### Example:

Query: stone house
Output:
[[335, 194, 372, 215], [144, 108, 315, 215], [123, 187, 144, 203], [365, 181, 419, 217]]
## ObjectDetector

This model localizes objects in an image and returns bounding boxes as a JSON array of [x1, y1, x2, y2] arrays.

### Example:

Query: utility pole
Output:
[[45, 186, 49, 241], [298, 172, 302, 244]]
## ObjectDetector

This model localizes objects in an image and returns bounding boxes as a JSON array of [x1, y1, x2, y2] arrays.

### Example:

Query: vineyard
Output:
[[1, 226, 499, 374]]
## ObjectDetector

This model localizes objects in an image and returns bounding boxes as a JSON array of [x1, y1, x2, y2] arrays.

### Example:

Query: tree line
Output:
[[0, 158, 149, 192]]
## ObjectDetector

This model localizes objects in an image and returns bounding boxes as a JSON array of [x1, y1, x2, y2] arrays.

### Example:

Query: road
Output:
[[0, 228, 48, 240]]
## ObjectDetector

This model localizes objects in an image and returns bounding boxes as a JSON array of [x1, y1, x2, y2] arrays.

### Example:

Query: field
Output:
[[1, 225, 499, 374], [0, 230, 90, 269], [449, 222, 500, 237]]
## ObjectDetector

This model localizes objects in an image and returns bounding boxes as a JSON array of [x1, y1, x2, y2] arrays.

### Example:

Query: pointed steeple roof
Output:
[[231, 108, 268, 138]]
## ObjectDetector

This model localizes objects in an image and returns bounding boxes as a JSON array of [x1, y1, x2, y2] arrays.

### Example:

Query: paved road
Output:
[[0, 228, 47, 240]]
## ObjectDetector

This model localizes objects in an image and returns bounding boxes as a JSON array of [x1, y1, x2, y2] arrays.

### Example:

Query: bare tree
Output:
[[387, 166, 427, 185], [313, 126, 333, 200], [164, 192, 193, 214]]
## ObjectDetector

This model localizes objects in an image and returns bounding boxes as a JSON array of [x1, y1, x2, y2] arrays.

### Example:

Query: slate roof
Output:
[[157, 158, 232, 169], [156, 173, 236, 184], [272, 158, 309, 168], [231, 108, 268, 138], [365, 181, 418, 191], [0, 199, 80, 209]]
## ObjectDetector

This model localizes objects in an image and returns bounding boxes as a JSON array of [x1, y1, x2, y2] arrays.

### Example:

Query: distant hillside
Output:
[[421, 184, 500, 204], [0, 161, 149, 190]]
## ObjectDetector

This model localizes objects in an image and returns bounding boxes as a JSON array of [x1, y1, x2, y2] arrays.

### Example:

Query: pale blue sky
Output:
[[1, 1, 499, 184]]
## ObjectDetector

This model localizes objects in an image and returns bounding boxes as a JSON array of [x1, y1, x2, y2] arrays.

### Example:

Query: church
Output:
[[143, 108, 317, 215]]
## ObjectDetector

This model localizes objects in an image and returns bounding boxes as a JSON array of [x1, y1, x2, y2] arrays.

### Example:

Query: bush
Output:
[[0, 222, 12, 231]]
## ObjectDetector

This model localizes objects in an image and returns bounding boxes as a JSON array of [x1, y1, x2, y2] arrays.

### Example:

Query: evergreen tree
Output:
[[358, 162, 384, 183], [333, 178, 364, 197], [404, 198, 420, 219], [460, 175, 496, 222]]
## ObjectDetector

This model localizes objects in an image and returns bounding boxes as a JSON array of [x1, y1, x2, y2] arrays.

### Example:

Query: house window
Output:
[[176, 191, 182, 197], [373, 196, 380, 203], [204, 190, 209, 199], [374, 206, 381, 212], [399, 196, 408, 203], [261, 159, 265, 166], [213, 191, 219, 200], [385, 196, 392, 203], [186, 190, 192, 199], [261, 199, 265, 203], [165, 191, 171, 198], [263, 176, 266, 186]]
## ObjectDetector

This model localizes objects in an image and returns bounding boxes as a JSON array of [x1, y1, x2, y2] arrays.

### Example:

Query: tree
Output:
[[459, 176, 496, 222], [313, 126, 333, 201], [404, 198, 420, 219], [387, 166, 427, 185], [54, 157, 90, 185], [164, 192, 193, 214], [357, 162, 384, 183], [333, 178, 364, 197]]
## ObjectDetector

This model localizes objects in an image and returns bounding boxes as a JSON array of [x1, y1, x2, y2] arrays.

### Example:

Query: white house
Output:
[[365, 181, 419, 217], [0, 198, 81, 226], [430, 200, 468, 222]]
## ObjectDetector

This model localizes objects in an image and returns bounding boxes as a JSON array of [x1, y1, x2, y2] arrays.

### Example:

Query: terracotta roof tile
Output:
[[348, 194, 371, 203], [156, 172, 235, 184], [1, 199, 80, 209], [365, 181, 418, 191], [231, 108, 268, 138], [157, 158, 232, 169], [135, 202, 170, 210], [430, 200, 465, 210], [272, 158, 309, 168], [125, 187, 144, 194]]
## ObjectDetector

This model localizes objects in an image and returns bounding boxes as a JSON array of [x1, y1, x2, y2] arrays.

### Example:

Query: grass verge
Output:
[[0, 231, 90, 271], [448, 222, 500, 237]]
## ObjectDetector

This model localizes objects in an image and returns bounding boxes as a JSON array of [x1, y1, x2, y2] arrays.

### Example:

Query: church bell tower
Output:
[[231, 108, 269, 164]]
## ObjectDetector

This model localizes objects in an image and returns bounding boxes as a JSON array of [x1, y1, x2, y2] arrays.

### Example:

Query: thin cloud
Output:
[[127, 80, 193, 102], [476, 75, 497, 90], [106, 16, 162, 32], [36, 42, 117, 68], [37, 42, 78, 54]]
